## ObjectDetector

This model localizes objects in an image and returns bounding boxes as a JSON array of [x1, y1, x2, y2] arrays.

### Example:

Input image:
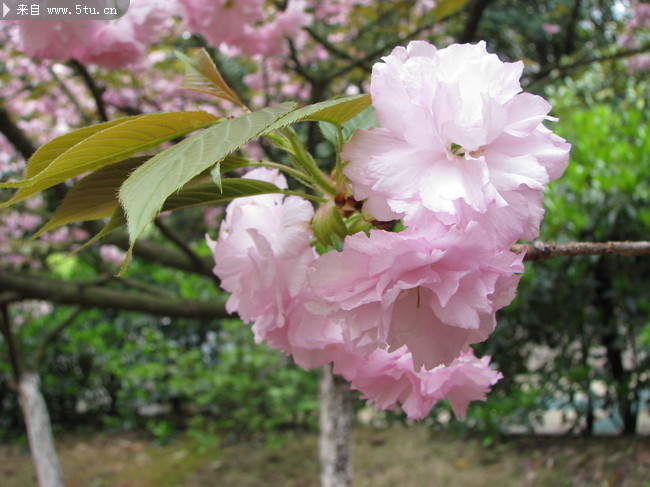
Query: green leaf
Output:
[[176, 49, 246, 107], [319, 122, 340, 148], [210, 162, 223, 193], [433, 0, 470, 21], [162, 179, 285, 212], [1, 117, 138, 188], [74, 208, 128, 253], [32, 158, 148, 239], [118, 96, 370, 267], [319, 104, 378, 146], [0, 111, 218, 208], [341, 105, 378, 141], [118, 102, 298, 250], [114, 178, 285, 275], [268, 94, 371, 131], [219, 154, 254, 173]]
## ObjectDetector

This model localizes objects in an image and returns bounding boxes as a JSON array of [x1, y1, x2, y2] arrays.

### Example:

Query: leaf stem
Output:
[[282, 190, 328, 203], [282, 128, 336, 195], [333, 124, 345, 186], [246, 161, 316, 189]]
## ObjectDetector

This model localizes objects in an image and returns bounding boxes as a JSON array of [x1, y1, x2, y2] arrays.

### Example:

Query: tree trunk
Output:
[[18, 372, 65, 487], [319, 365, 354, 487]]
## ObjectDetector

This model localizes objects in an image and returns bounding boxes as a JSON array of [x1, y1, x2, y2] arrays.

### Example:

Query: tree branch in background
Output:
[[514, 241, 650, 261], [0, 270, 228, 320], [101, 230, 217, 279], [116, 276, 175, 298], [288, 39, 320, 85], [32, 307, 82, 370], [305, 26, 357, 65], [0, 105, 36, 160], [0, 106, 71, 204], [154, 218, 220, 286], [562, 0, 583, 57], [69, 59, 108, 122], [457, 0, 494, 44], [524, 43, 650, 87], [47, 66, 92, 125]]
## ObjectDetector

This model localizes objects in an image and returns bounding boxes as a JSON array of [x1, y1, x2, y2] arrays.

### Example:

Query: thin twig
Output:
[[47, 65, 92, 125], [114, 276, 175, 299], [0, 105, 36, 160], [32, 307, 83, 369], [457, 0, 494, 44], [513, 241, 650, 261], [69, 59, 108, 122], [154, 219, 220, 286], [288, 39, 319, 84], [305, 26, 357, 64], [523, 43, 650, 86]]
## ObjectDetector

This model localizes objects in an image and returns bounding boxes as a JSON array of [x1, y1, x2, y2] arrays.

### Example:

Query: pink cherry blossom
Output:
[[80, 0, 174, 69], [206, 170, 508, 418], [11, 20, 94, 61], [237, 0, 312, 56], [342, 41, 570, 246], [125, 0, 178, 44], [99, 245, 127, 266], [208, 168, 316, 349], [10, 0, 173, 69], [620, 2, 650, 73], [80, 21, 145, 69], [542, 23, 562, 35], [177, 0, 265, 48], [333, 347, 502, 419], [309, 222, 523, 371]]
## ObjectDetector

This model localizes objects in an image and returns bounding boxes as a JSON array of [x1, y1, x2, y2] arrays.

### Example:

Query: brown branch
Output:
[[458, 0, 494, 44], [47, 66, 92, 125], [82, 220, 216, 279], [288, 39, 319, 84], [562, 0, 582, 57], [0, 106, 36, 160], [32, 307, 82, 370], [524, 43, 650, 86], [0, 270, 228, 320], [115, 276, 175, 299], [154, 219, 219, 285], [512, 241, 650, 261], [69, 59, 108, 122], [304, 26, 357, 64], [0, 292, 21, 304]]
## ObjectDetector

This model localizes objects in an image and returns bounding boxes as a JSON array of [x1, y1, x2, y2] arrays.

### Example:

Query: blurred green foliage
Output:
[[1, 245, 319, 442], [2, 0, 649, 443], [1, 306, 319, 442], [467, 73, 650, 436]]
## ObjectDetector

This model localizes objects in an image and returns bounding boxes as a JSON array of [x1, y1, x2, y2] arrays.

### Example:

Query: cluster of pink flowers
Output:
[[180, 0, 312, 57], [10, 0, 175, 69], [7, 0, 314, 68], [620, 1, 650, 73], [208, 168, 504, 420], [5, 0, 436, 73], [208, 42, 569, 419]]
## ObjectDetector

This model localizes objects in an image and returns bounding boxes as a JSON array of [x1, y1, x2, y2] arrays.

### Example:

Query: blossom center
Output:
[[450, 142, 466, 156], [449, 143, 483, 159]]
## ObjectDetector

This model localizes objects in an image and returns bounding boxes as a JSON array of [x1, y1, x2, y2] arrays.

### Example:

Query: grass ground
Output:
[[1, 426, 648, 487]]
